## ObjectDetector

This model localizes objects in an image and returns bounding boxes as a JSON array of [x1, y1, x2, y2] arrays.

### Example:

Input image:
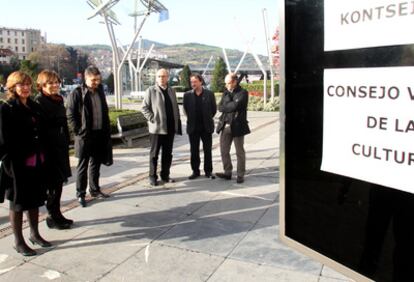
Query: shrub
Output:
[[248, 96, 279, 112], [179, 65, 191, 91], [210, 57, 228, 93], [67, 108, 147, 144], [108, 108, 147, 134], [241, 81, 279, 97], [172, 85, 186, 93]]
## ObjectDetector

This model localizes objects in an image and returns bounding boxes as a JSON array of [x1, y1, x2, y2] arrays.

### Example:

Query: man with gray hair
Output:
[[141, 68, 182, 186], [216, 73, 250, 184]]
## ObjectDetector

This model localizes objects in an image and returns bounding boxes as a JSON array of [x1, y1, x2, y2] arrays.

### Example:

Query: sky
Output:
[[1, 0, 278, 56]]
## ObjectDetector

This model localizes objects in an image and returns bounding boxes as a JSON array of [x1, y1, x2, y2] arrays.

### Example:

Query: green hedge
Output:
[[248, 96, 280, 112], [108, 108, 147, 134], [67, 108, 147, 143], [172, 85, 186, 93], [240, 81, 279, 97], [214, 93, 279, 112]]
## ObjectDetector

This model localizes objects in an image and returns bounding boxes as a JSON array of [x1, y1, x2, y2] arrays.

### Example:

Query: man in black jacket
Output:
[[183, 74, 217, 179], [216, 73, 250, 184], [66, 66, 113, 207]]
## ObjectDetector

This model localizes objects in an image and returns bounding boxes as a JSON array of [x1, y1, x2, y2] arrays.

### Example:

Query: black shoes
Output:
[[216, 173, 232, 180], [28, 236, 52, 248], [205, 173, 216, 179], [161, 178, 175, 183], [78, 197, 87, 207], [236, 176, 245, 184], [13, 244, 37, 256], [188, 172, 200, 180], [59, 215, 74, 226], [46, 216, 71, 230], [90, 191, 110, 199], [149, 178, 158, 187]]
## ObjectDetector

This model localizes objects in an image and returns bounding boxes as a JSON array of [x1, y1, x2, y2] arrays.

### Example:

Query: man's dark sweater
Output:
[[160, 87, 175, 134], [194, 91, 205, 132]]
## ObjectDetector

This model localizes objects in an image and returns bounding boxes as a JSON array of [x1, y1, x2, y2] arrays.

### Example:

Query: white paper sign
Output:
[[321, 67, 414, 194], [325, 0, 414, 51]]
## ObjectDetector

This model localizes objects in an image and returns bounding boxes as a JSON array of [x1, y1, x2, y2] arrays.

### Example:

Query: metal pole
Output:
[[234, 45, 249, 74], [119, 41, 136, 93], [137, 36, 142, 92], [103, 14, 120, 108], [222, 48, 231, 73], [252, 52, 267, 107], [263, 8, 275, 102], [116, 11, 151, 109], [139, 44, 154, 73], [202, 55, 213, 77]]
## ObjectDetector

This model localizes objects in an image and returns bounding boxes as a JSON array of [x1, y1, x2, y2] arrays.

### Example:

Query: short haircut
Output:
[[190, 73, 204, 83], [156, 68, 169, 77], [6, 71, 32, 100], [36, 69, 61, 91], [226, 72, 238, 82], [84, 65, 101, 77]]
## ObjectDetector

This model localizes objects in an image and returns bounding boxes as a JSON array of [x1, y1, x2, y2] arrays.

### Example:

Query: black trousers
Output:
[[149, 133, 175, 181], [76, 131, 102, 197], [46, 181, 64, 219], [189, 131, 213, 175]]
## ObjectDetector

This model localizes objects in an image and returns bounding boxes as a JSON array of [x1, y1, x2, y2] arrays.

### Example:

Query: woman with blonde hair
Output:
[[35, 70, 73, 229], [0, 71, 51, 256]]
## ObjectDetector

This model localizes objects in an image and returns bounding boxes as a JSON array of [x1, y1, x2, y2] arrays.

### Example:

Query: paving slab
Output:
[[321, 265, 354, 281], [30, 228, 147, 282], [99, 243, 225, 282], [158, 217, 254, 257], [230, 224, 323, 276], [0, 261, 76, 282], [208, 259, 320, 282]]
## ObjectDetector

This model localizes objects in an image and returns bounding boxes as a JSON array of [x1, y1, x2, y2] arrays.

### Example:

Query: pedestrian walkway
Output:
[[0, 111, 352, 281]]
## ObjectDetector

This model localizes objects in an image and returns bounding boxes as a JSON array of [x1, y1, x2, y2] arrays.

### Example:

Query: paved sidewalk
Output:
[[0, 111, 352, 282]]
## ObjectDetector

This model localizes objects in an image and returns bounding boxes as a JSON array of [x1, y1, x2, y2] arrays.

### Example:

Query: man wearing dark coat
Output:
[[183, 73, 217, 179], [66, 66, 113, 207], [216, 73, 250, 184]]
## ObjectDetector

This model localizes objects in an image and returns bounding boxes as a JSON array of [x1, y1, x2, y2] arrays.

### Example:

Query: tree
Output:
[[105, 73, 114, 94], [19, 60, 39, 93], [28, 44, 90, 82], [210, 57, 228, 93], [179, 64, 191, 91], [19, 60, 38, 79]]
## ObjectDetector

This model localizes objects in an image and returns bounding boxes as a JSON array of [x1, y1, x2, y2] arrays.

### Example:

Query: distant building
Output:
[[0, 27, 46, 60], [0, 48, 15, 64], [125, 58, 184, 91]]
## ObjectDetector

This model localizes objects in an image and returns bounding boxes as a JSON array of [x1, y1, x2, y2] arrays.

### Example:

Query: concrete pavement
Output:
[[0, 111, 353, 282]]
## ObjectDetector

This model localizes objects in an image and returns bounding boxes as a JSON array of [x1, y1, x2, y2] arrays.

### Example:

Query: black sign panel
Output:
[[281, 1, 414, 281]]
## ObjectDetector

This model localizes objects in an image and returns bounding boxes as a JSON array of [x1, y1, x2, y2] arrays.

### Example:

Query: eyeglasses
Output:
[[46, 81, 60, 85], [16, 83, 31, 88]]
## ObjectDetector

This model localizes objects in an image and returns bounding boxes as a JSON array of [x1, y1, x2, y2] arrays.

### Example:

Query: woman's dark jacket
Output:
[[0, 98, 47, 209], [66, 83, 113, 165], [35, 93, 72, 185]]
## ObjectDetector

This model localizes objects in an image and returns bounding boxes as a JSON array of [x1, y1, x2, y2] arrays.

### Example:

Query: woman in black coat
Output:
[[0, 71, 51, 256], [35, 70, 73, 229]]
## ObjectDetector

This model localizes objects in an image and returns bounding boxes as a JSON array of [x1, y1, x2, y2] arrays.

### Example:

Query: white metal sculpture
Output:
[[87, 0, 168, 109]]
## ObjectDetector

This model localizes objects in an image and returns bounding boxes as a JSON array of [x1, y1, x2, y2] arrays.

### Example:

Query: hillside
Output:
[[157, 42, 266, 70], [75, 39, 268, 75]]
